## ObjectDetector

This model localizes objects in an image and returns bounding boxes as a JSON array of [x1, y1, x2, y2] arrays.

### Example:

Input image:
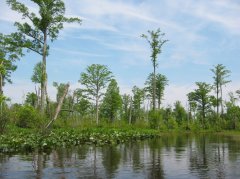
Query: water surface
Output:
[[1, 133, 240, 178]]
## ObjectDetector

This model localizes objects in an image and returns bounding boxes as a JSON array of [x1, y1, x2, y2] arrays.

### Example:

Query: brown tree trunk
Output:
[[45, 83, 70, 129]]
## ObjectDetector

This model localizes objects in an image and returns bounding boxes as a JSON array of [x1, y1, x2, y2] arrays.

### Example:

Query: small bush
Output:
[[189, 120, 201, 132], [167, 117, 178, 130], [16, 105, 45, 129]]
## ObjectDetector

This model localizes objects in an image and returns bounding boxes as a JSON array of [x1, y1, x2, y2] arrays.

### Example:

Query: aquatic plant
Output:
[[0, 127, 159, 153]]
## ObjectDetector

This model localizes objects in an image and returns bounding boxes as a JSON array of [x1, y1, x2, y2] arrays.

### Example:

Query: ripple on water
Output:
[[1, 134, 240, 178]]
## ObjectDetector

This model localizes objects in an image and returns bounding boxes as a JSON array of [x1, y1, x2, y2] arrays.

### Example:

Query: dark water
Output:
[[1, 134, 240, 179]]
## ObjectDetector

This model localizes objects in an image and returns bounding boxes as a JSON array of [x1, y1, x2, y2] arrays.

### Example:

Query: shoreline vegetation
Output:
[[0, 125, 159, 153], [1, 124, 240, 154], [1, 0, 240, 155]]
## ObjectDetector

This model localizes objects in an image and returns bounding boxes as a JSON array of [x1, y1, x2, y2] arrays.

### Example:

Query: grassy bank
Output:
[[0, 126, 159, 153]]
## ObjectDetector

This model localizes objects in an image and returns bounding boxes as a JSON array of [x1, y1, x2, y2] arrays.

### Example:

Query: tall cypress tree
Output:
[[7, 0, 81, 113], [141, 28, 168, 111]]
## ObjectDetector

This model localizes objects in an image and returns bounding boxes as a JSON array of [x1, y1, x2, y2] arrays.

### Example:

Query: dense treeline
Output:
[[1, 0, 240, 134], [1, 62, 240, 133]]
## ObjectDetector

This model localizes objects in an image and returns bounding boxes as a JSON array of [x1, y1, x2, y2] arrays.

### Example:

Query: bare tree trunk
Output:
[[70, 93, 75, 118], [34, 85, 38, 109], [220, 85, 224, 116], [216, 81, 219, 117], [129, 97, 132, 125], [96, 96, 99, 125], [146, 98, 150, 122], [158, 97, 161, 109], [153, 64, 156, 111], [45, 83, 70, 129], [40, 31, 47, 114], [45, 82, 51, 117], [36, 86, 41, 109]]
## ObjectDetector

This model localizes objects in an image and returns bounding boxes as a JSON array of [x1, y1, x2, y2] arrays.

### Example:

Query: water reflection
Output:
[[1, 134, 240, 179]]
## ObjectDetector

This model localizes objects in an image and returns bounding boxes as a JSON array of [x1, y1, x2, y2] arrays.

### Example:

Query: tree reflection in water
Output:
[[1, 134, 240, 178]]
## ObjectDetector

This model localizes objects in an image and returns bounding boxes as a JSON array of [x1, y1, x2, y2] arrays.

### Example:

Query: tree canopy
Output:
[[79, 64, 112, 125], [7, 0, 81, 113]]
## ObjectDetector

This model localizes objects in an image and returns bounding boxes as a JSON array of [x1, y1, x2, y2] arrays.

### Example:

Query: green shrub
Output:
[[189, 120, 201, 132], [167, 117, 178, 130], [148, 110, 162, 129], [16, 105, 45, 129]]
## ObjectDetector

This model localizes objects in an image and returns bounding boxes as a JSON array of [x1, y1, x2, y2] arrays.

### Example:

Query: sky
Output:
[[1, 0, 240, 107]]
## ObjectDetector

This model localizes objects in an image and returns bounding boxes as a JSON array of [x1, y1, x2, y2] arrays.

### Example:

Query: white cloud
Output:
[[52, 47, 108, 58], [4, 80, 57, 104], [63, 17, 118, 32], [162, 81, 240, 108], [2, 0, 240, 108], [169, 0, 240, 35], [163, 84, 195, 107], [66, 0, 159, 23], [101, 41, 147, 53]]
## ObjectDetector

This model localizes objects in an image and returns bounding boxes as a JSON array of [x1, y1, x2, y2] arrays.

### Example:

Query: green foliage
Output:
[[79, 64, 112, 124], [100, 79, 122, 122], [0, 33, 23, 97], [25, 92, 38, 107], [145, 73, 168, 109], [189, 120, 202, 132], [225, 100, 240, 130], [7, 0, 81, 112], [173, 101, 187, 125], [188, 82, 212, 126], [121, 94, 131, 122], [16, 105, 45, 129], [0, 127, 159, 153], [74, 89, 92, 117], [141, 29, 168, 69], [167, 116, 178, 130], [211, 64, 231, 116], [0, 57, 17, 84], [51, 82, 71, 118], [148, 110, 161, 129], [148, 108, 179, 131], [0, 105, 10, 134], [53, 82, 67, 103], [141, 28, 168, 110], [7, 0, 81, 47], [132, 86, 145, 123], [80, 64, 112, 100], [31, 61, 42, 84]]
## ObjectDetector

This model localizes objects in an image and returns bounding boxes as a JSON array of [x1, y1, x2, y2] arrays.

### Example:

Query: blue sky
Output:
[[1, 0, 240, 106]]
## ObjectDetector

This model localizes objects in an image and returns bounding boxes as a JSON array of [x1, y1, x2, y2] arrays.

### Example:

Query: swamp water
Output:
[[1, 133, 240, 179]]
